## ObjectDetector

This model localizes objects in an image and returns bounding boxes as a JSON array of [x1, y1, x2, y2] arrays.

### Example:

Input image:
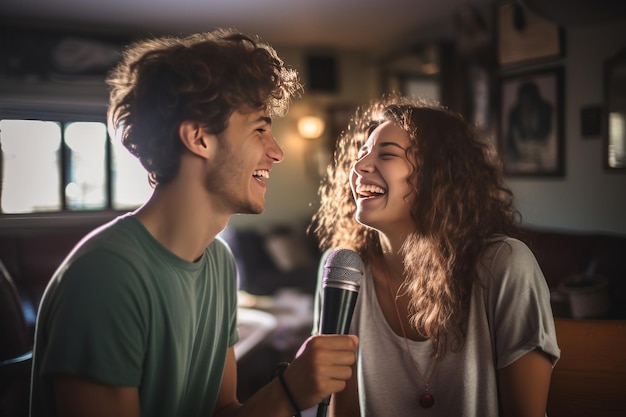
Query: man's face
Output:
[[204, 108, 284, 215]]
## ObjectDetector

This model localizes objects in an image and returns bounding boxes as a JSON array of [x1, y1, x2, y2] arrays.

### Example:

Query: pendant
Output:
[[419, 392, 434, 409]]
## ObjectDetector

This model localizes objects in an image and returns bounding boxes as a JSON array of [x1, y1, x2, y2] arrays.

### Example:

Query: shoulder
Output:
[[212, 235, 234, 255], [482, 236, 538, 271], [207, 236, 236, 267], [479, 235, 545, 290], [67, 215, 146, 260], [51, 216, 157, 295], [53, 249, 144, 306], [61, 216, 146, 268]]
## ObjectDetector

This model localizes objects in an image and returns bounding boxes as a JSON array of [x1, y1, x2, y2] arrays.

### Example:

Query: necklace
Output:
[[383, 264, 437, 409]]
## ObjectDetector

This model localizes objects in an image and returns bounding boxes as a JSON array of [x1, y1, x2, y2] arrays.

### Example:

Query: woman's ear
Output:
[[179, 121, 212, 158]]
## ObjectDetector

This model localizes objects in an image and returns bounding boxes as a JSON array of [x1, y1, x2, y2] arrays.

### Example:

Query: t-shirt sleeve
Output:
[[215, 237, 240, 348], [483, 238, 560, 369], [227, 265, 239, 349], [39, 250, 148, 386]]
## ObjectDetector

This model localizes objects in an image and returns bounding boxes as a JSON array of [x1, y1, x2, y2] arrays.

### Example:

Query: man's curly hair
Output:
[[311, 95, 523, 357], [106, 28, 302, 187]]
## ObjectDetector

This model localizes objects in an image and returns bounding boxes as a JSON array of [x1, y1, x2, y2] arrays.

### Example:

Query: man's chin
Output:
[[236, 203, 265, 216]]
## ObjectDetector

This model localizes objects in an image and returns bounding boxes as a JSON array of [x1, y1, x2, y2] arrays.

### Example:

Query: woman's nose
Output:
[[354, 153, 373, 173]]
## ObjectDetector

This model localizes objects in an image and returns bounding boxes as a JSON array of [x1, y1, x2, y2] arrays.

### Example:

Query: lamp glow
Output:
[[298, 116, 325, 139]]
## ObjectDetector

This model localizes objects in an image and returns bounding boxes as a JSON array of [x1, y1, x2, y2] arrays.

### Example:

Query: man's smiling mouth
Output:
[[253, 169, 269, 180]]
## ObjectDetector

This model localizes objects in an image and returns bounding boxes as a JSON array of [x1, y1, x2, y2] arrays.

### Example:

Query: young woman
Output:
[[311, 96, 560, 416]]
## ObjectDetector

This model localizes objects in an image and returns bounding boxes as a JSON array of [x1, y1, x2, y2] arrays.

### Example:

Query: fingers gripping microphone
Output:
[[316, 249, 363, 417]]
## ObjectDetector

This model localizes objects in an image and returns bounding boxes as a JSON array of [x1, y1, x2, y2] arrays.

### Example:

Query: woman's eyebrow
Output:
[[379, 141, 407, 151]]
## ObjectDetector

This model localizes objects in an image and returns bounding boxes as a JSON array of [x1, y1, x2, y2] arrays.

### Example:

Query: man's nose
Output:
[[267, 135, 284, 163]]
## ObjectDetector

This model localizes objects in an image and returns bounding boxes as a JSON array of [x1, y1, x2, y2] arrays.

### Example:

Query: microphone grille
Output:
[[324, 248, 364, 287]]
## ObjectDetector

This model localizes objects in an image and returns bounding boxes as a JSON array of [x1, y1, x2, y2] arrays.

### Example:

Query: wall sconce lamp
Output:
[[297, 116, 325, 139]]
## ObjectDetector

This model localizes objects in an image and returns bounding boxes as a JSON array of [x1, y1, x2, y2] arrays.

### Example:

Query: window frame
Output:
[[0, 101, 140, 230]]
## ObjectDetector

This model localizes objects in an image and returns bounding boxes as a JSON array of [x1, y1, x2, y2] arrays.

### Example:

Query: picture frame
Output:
[[603, 48, 626, 171], [499, 67, 564, 176], [496, 1, 564, 68]]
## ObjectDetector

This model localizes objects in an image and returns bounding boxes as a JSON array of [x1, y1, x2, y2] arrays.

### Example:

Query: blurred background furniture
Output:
[[235, 289, 315, 402], [2, 223, 626, 414], [219, 224, 320, 297], [521, 226, 626, 319], [0, 258, 32, 417], [234, 307, 278, 360], [547, 318, 626, 417], [0, 228, 89, 337]]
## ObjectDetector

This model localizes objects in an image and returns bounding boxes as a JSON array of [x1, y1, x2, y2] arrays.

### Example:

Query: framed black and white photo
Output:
[[603, 48, 626, 170], [499, 67, 564, 176]]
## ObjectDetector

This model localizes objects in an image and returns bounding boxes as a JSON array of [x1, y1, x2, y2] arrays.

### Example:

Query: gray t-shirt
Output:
[[318, 237, 560, 416], [31, 215, 239, 417]]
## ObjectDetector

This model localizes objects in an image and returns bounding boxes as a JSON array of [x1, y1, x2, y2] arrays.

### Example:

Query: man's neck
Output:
[[133, 184, 230, 262]]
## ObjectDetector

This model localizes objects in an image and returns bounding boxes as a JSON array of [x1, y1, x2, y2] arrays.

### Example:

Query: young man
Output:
[[30, 29, 357, 417]]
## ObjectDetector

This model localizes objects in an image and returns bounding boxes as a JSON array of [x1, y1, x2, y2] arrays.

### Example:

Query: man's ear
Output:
[[179, 121, 212, 158]]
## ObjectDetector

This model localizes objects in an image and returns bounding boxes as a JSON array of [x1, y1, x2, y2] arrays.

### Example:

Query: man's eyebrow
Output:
[[254, 116, 272, 125]]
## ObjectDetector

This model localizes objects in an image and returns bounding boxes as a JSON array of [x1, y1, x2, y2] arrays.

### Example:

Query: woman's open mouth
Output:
[[356, 183, 386, 199]]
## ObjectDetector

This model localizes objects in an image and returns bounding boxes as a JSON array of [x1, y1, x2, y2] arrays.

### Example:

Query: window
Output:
[[0, 118, 152, 214]]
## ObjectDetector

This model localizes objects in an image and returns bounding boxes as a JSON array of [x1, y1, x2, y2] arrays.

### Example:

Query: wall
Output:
[[507, 18, 626, 234], [0, 33, 376, 234], [254, 18, 626, 236], [2, 19, 625, 236]]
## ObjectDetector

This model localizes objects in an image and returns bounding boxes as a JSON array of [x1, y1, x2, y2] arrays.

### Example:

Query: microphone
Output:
[[316, 248, 363, 417]]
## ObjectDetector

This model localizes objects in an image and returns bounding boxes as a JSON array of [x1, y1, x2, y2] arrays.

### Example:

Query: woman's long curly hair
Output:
[[106, 28, 302, 187], [311, 95, 523, 357]]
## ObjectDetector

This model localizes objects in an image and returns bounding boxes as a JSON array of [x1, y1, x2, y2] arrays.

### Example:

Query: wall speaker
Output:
[[306, 55, 338, 93]]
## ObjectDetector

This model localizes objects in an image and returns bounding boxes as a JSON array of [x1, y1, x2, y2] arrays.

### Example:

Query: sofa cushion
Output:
[[589, 234, 626, 318], [522, 227, 596, 289]]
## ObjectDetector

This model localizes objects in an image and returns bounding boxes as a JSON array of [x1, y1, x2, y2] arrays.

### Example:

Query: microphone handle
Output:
[[316, 396, 330, 417], [316, 287, 359, 417], [319, 287, 359, 335]]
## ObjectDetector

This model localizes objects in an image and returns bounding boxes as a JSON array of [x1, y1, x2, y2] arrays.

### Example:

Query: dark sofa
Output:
[[521, 226, 626, 319], [1, 223, 625, 332], [0, 227, 91, 331], [1, 222, 625, 414], [224, 224, 626, 318], [0, 223, 321, 336], [219, 224, 320, 296]]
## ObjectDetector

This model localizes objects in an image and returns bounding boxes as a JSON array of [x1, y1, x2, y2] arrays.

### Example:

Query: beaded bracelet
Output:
[[272, 362, 302, 417]]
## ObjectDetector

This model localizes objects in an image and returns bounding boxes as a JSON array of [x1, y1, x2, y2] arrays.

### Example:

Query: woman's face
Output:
[[350, 121, 415, 237]]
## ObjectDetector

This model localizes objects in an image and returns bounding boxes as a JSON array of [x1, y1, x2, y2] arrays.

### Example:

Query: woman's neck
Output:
[[378, 233, 407, 284], [371, 253, 426, 341]]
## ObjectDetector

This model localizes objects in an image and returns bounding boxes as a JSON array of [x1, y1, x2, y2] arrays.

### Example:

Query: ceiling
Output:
[[0, 0, 493, 52]]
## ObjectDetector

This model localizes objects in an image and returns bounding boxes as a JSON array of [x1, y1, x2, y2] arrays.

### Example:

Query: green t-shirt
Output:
[[30, 214, 239, 417]]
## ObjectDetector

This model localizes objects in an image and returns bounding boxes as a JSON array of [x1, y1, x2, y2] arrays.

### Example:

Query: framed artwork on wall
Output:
[[499, 67, 564, 176], [1, 27, 128, 81], [496, 1, 564, 68], [603, 48, 626, 171]]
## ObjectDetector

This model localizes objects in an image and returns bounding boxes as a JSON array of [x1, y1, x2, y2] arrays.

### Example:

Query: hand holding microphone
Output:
[[275, 249, 363, 416], [316, 249, 363, 417]]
